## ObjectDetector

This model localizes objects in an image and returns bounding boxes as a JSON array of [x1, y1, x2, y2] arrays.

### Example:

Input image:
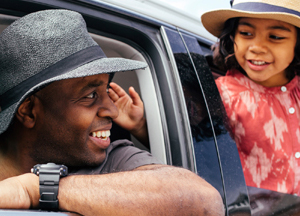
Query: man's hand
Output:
[[108, 82, 149, 146], [0, 173, 39, 209]]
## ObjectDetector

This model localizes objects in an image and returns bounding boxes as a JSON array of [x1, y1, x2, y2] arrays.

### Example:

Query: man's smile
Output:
[[89, 128, 112, 150], [90, 130, 111, 141]]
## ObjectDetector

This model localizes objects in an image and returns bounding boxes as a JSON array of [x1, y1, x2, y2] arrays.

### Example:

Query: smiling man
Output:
[[0, 9, 224, 215], [32, 74, 118, 167]]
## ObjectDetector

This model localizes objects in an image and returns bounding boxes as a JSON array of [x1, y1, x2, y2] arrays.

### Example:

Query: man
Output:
[[0, 9, 224, 215]]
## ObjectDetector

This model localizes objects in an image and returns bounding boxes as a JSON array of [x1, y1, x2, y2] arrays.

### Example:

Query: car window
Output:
[[161, 26, 227, 203], [90, 32, 169, 164], [183, 32, 252, 214]]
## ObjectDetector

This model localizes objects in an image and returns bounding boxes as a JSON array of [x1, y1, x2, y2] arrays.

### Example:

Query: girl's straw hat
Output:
[[201, 0, 300, 37]]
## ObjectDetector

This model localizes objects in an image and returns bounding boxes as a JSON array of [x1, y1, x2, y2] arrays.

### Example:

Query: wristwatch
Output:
[[31, 163, 68, 210]]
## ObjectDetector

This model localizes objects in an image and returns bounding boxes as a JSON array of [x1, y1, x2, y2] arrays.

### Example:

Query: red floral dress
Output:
[[216, 69, 300, 195]]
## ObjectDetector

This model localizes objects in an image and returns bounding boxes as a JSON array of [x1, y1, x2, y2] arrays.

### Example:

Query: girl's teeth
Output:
[[252, 60, 266, 65]]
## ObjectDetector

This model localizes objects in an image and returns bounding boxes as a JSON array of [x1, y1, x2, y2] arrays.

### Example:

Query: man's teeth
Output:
[[92, 130, 110, 140], [251, 60, 266, 65]]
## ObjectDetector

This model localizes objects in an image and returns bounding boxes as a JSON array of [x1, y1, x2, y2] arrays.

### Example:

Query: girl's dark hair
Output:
[[212, 17, 300, 80], [288, 28, 300, 79]]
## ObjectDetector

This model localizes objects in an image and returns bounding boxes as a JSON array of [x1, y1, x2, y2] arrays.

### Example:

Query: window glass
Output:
[[164, 28, 225, 200], [182, 33, 251, 215]]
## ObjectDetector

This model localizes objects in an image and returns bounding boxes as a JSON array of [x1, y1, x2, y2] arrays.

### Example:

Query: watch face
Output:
[[31, 163, 68, 176]]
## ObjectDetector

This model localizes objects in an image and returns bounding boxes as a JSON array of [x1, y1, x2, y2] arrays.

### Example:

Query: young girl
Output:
[[201, 0, 300, 195]]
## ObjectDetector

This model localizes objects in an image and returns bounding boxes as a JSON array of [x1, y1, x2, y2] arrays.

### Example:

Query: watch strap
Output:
[[39, 172, 60, 210], [32, 163, 68, 210]]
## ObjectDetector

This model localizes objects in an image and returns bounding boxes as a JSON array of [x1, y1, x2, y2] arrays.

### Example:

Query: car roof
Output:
[[90, 0, 217, 42]]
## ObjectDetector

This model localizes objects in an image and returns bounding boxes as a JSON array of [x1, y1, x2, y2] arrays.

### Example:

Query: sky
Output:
[[159, 0, 231, 18]]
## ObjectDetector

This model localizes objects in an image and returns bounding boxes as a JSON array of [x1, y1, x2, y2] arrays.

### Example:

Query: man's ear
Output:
[[15, 95, 38, 129]]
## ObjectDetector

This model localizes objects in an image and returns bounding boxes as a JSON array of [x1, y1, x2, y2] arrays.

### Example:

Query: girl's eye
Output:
[[239, 31, 252, 36], [270, 35, 285, 40], [86, 92, 97, 99]]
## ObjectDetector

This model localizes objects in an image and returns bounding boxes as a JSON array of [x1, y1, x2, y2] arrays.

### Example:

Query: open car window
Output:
[[91, 33, 167, 164]]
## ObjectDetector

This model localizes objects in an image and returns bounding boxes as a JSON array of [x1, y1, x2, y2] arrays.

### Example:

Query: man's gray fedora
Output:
[[0, 9, 147, 134]]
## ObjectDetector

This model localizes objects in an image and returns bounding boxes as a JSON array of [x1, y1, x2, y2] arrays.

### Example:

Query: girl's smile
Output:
[[234, 18, 297, 87], [247, 59, 271, 71]]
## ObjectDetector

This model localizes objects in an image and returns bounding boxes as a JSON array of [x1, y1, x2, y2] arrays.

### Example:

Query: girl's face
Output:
[[234, 18, 297, 87]]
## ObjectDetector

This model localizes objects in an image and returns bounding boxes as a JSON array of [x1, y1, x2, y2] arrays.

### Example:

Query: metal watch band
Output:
[[31, 163, 68, 210]]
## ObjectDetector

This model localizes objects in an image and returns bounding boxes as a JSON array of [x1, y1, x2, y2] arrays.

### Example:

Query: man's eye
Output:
[[86, 92, 97, 99]]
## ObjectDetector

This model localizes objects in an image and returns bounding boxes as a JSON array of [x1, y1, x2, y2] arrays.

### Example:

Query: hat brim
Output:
[[0, 57, 147, 134], [201, 9, 300, 37]]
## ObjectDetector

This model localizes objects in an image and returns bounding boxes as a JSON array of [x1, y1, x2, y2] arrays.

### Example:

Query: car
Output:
[[0, 0, 300, 215]]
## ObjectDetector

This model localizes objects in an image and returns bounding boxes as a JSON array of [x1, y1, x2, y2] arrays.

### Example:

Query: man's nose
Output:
[[97, 94, 119, 119]]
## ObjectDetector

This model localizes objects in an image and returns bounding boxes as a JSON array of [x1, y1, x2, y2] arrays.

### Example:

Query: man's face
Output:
[[32, 73, 118, 167]]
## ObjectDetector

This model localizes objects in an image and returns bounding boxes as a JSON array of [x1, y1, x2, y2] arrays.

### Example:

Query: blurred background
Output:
[[95, 0, 231, 40], [160, 0, 230, 18]]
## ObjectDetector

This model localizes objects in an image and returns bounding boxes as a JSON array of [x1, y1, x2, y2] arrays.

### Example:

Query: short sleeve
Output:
[[70, 139, 162, 175], [101, 140, 162, 173]]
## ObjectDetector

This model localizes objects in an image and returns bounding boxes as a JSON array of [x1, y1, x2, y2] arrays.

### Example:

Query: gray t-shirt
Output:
[[70, 139, 161, 175]]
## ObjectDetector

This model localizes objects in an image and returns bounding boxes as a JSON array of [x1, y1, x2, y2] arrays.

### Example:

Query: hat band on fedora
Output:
[[233, 2, 300, 17], [0, 45, 106, 113]]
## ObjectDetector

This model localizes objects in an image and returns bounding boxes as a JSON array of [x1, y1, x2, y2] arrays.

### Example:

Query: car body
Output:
[[0, 0, 300, 215]]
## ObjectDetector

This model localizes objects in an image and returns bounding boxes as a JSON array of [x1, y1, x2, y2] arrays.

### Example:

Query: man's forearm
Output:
[[58, 165, 224, 216]]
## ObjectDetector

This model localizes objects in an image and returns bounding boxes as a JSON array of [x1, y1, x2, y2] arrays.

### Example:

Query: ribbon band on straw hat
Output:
[[232, 1, 300, 15], [201, 0, 300, 37]]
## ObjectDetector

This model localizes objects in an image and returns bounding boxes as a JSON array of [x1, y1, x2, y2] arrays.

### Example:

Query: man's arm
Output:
[[60, 165, 224, 216], [0, 165, 224, 215]]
